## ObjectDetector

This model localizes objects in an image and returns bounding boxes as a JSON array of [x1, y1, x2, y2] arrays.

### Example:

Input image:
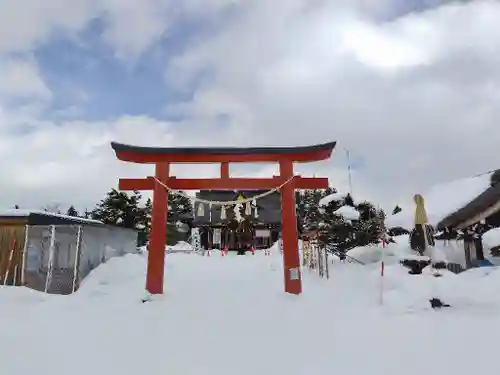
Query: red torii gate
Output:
[[110, 141, 336, 295]]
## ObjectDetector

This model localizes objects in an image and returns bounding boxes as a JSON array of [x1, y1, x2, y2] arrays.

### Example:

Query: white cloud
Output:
[[0, 57, 51, 101], [0, 113, 175, 210], [0, 0, 234, 59], [338, 20, 433, 69], [1, 0, 500, 214], [163, 0, 500, 208]]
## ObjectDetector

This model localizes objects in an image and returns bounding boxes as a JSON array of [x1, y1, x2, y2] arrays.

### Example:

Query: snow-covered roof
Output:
[[0, 209, 103, 225], [335, 206, 360, 221], [386, 172, 493, 230]]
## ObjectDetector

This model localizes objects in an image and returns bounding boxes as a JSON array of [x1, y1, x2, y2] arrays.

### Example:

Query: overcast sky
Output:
[[0, 0, 499, 213]]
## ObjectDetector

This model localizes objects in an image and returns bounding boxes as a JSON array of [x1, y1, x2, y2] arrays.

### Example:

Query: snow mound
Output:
[[319, 192, 345, 206], [347, 235, 414, 264], [335, 205, 360, 220], [483, 227, 500, 249], [166, 241, 194, 253]]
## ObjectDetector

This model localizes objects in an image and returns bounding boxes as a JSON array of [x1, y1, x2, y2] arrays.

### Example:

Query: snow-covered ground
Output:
[[2, 241, 500, 375], [137, 240, 195, 253]]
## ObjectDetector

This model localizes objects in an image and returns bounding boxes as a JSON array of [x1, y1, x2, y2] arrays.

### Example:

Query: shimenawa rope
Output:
[[152, 175, 296, 206]]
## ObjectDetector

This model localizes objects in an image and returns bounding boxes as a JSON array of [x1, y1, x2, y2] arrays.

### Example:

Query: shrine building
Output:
[[193, 190, 281, 250]]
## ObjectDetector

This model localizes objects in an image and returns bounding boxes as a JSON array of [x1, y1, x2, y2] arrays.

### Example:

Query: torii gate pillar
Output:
[[111, 140, 336, 295], [280, 160, 301, 294], [146, 162, 169, 294]]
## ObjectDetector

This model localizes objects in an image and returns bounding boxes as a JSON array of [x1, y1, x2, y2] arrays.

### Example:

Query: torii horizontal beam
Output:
[[119, 176, 329, 191], [111, 141, 336, 163]]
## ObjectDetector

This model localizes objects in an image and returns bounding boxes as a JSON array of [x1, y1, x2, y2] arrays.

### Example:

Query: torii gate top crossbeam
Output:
[[111, 141, 336, 164]]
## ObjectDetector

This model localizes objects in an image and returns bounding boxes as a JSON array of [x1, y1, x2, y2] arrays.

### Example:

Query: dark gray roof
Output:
[[0, 210, 138, 233], [0, 209, 104, 226], [111, 141, 336, 157], [437, 170, 500, 229], [193, 190, 281, 225]]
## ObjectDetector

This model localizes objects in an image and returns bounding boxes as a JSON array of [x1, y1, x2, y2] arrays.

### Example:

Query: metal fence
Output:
[[22, 225, 138, 294]]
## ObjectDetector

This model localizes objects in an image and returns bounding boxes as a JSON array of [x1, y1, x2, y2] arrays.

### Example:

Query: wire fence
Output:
[[21, 224, 137, 294]]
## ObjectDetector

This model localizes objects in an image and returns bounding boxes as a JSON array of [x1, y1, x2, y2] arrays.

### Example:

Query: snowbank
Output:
[[346, 235, 467, 267], [137, 241, 194, 254], [347, 235, 414, 264], [483, 227, 500, 249], [3, 239, 500, 375], [166, 241, 194, 253], [386, 172, 493, 229]]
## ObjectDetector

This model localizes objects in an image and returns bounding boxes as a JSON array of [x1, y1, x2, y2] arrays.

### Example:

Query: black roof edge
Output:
[[111, 141, 337, 156], [0, 212, 138, 232]]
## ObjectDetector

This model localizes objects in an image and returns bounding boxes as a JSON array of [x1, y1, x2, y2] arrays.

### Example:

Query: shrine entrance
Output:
[[111, 141, 336, 295]]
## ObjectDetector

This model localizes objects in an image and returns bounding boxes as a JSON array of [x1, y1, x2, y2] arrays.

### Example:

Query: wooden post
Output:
[[71, 226, 83, 293], [146, 162, 169, 294], [279, 160, 302, 295], [20, 225, 29, 285], [44, 225, 56, 293]]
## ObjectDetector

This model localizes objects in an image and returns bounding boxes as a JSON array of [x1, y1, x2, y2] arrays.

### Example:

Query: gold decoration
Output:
[[413, 194, 428, 225]]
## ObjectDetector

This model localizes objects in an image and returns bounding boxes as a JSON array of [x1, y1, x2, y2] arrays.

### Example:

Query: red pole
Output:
[[381, 238, 385, 276], [279, 161, 301, 295], [379, 238, 385, 305], [146, 163, 169, 294]]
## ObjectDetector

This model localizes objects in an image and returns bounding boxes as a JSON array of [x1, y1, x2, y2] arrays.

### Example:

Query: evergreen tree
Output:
[[167, 192, 193, 222], [135, 192, 193, 246], [142, 198, 152, 228], [166, 192, 193, 245], [302, 188, 386, 252], [137, 198, 152, 246], [295, 191, 307, 234], [317, 188, 349, 250], [351, 202, 385, 247], [90, 189, 143, 229], [302, 189, 324, 231], [66, 205, 79, 217]]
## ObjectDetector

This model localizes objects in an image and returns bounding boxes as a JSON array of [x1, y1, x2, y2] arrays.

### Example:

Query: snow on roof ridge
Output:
[[0, 209, 103, 224]]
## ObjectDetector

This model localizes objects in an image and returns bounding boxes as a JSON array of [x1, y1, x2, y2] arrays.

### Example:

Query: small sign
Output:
[[255, 229, 270, 237], [289, 267, 300, 280]]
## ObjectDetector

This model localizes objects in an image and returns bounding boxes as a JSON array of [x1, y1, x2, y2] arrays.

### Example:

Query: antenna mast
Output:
[[345, 148, 353, 195]]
